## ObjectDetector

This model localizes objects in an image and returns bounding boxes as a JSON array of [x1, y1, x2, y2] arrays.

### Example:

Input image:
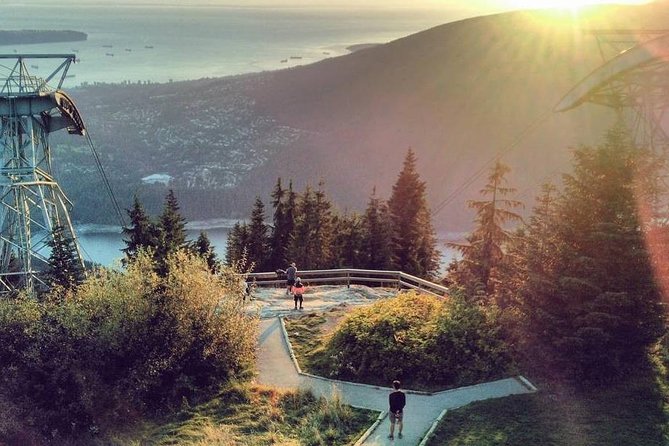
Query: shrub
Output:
[[0, 250, 258, 442], [310, 291, 511, 389]]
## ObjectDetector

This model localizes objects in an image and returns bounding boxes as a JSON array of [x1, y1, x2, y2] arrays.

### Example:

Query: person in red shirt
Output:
[[388, 380, 406, 440], [291, 277, 306, 310]]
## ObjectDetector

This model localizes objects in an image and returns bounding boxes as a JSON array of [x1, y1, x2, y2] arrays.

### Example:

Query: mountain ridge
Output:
[[59, 3, 669, 230]]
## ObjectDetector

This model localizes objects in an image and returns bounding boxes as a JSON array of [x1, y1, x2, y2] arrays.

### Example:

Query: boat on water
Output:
[[280, 59, 287, 63], [125, 48, 132, 52], [105, 53, 114, 57], [144, 45, 154, 49], [290, 56, 302, 59], [102, 44, 113, 48], [30, 65, 38, 69], [323, 51, 330, 55]]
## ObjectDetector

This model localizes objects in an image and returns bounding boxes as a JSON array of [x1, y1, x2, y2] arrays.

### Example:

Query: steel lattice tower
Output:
[[0, 54, 85, 295]]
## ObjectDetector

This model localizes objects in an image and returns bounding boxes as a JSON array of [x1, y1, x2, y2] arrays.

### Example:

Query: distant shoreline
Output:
[[0, 30, 87, 46], [346, 43, 381, 53]]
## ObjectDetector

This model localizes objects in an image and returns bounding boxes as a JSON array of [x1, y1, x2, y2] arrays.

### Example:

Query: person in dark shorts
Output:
[[388, 380, 406, 440], [284, 262, 297, 295]]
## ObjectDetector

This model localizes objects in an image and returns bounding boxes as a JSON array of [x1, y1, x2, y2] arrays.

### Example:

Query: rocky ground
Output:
[[246, 284, 397, 318]]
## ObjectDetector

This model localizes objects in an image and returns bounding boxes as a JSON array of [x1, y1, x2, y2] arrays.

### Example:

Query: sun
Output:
[[504, 0, 650, 12]]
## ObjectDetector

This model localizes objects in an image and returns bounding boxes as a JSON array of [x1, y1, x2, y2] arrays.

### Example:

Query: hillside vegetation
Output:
[[287, 291, 511, 390], [0, 252, 257, 444]]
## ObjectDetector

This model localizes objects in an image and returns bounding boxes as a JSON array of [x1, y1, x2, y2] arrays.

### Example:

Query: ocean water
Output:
[[4, 4, 461, 267], [2, 4, 458, 86]]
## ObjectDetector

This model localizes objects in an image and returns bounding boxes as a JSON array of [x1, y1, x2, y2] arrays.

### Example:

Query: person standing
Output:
[[284, 262, 297, 295], [291, 277, 306, 310], [388, 380, 406, 440]]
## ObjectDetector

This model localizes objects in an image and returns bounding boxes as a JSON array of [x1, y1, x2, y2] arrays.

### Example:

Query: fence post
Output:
[[347, 271, 350, 288], [397, 272, 401, 290]]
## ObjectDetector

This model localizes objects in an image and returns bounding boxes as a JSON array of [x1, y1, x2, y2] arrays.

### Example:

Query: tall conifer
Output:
[[520, 126, 665, 380], [247, 196, 270, 271], [44, 224, 85, 293], [194, 231, 218, 273], [451, 161, 523, 296], [155, 189, 188, 275], [121, 195, 157, 263], [388, 148, 440, 278], [361, 188, 395, 270]]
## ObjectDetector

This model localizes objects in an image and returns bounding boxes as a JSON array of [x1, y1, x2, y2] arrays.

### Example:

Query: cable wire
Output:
[[431, 109, 553, 217], [85, 132, 126, 227]]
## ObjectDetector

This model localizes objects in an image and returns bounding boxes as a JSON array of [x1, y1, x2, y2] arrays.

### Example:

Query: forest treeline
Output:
[[447, 124, 667, 382], [225, 148, 441, 278]]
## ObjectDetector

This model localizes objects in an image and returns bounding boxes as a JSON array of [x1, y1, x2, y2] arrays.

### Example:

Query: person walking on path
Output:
[[389, 380, 406, 440], [291, 277, 306, 310]]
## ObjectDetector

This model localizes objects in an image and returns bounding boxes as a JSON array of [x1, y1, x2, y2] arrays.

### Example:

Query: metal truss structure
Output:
[[555, 31, 669, 154], [0, 54, 85, 295]]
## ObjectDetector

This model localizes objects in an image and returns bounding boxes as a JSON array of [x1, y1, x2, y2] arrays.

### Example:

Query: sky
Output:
[[10, 0, 652, 10]]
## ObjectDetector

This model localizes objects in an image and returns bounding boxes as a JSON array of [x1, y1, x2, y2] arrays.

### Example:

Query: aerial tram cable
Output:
[[431, 109, 553, 217], [84, 132, 127, 228]]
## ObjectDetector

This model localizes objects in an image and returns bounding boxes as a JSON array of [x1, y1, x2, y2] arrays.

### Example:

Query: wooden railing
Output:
[[244, 268, 449, 298]]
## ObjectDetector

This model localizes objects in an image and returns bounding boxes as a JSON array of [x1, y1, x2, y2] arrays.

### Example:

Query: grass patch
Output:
[[426, 370, 669, 446], [284, 293, 511, 392], [284, 309, 345, 373], [125, 382, 377, 446]]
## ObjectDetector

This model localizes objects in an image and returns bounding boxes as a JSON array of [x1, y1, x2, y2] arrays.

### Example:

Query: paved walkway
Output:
[[255, 317, 536, 446]]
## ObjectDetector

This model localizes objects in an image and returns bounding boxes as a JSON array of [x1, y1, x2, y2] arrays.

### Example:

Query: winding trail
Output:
[[255, 313, 536, 446]]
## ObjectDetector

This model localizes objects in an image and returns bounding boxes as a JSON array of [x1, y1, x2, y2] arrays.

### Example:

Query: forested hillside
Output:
[[58, 3, 669, 229]]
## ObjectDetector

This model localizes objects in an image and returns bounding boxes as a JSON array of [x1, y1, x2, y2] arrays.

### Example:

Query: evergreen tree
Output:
[[361, 188, 395, 270], [193, 231, 218, 273], [289, 185, 317, 269], [44, 224, 85, 293], [225, 222, 250, 268], [332, 212, 365, 268], [267, 178, 287, 270], [246, 196, 270, 271], [312, 180, 335, 268], [155, 189, 188, 275], [121, 195, 158, 263], [520, 125, 665, 381], [450, 161, 523, 297], [387, 148, 440, 278]]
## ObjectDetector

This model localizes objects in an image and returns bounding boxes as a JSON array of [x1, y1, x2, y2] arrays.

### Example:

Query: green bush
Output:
[[310, 291, 511, 389], [0, 250, 258, 442]]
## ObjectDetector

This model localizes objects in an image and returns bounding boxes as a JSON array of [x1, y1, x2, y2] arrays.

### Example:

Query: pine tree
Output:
[[451, 161, 523, 297], [194, 231, 218, 273], [312, 180, 335, 268], [289, 185, 317, 269], [387, 148, 440, 278], [267, 178, 288, 270], [332, 212, 364, 268], [361, 188, 395, 270], [155, 189, 188, 275], [225, 222, 250, 268], [121, 195, 158, 263], [44, 224, 85, 293], [246, 196, 270, 271], [520, 125, 665, 381]]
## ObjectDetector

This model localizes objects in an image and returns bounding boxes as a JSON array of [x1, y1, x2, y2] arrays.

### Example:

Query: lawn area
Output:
[[90, 382, 377, 446], [426, 370, 669, 446], [283, 307, 349, 373]]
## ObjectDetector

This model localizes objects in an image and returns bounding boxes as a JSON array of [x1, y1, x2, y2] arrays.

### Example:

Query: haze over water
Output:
[[4, 4, 459, 85]]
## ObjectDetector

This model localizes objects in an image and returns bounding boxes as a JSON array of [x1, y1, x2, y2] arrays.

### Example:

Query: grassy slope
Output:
[[86, 383, 377, 446], [426, 370, 669, 446]]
